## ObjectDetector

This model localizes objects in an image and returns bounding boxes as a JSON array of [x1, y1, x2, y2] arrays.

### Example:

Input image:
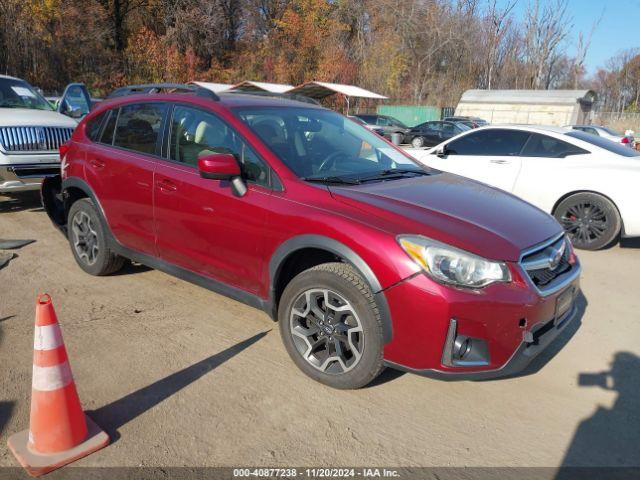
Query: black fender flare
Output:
[[269, 234, 393, 343]]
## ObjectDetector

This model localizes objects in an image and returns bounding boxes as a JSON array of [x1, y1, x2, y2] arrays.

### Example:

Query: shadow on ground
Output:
[[556, 351, 640, 478], [0, 192, 43, 213], [87, 331, 269, 443]]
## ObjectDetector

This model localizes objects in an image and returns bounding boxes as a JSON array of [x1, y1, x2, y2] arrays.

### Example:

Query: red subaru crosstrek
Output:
[[43, 85, 581, 389]]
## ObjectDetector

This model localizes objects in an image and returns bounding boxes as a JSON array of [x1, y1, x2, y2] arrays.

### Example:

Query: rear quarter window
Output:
[[566, 131, 640, 157], [85, 112, 107, 142]]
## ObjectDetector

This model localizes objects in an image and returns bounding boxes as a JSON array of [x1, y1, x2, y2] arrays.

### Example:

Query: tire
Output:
[[553, 192, 621, 250], [278, 262, 385, 389], [411, 136, 425, 148], [67, 198, 125, 275]]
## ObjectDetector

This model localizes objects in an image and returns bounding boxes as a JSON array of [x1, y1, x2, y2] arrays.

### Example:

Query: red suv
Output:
[[43, 85, 581, 389]]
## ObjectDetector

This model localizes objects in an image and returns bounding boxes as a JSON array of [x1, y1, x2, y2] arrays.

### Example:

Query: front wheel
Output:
[[278, 262, 385, 389], [554, 192, 621, 250], [411, 136, 425, 148]]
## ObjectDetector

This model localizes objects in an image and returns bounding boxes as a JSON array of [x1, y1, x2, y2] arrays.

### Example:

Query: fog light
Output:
[[442, 319, 490, 367], [454, 337, 472, 359]]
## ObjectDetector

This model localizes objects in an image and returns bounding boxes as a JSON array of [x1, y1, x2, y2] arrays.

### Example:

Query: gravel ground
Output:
[[0, 192, 639, 474]]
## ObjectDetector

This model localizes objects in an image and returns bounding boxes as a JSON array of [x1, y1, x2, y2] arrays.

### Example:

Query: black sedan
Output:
[[407, 121, 471, 148]]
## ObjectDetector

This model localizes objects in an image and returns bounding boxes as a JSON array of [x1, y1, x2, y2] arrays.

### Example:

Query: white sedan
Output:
[[405, 125, 640, 250]]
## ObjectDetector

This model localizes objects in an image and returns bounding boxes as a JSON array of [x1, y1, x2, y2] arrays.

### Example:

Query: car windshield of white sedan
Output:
[[235, 107, 430, 183], [0, 78, 53, 111], [566, 131, 640, 157]]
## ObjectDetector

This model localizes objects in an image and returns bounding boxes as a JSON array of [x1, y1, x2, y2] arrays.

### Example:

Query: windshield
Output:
[[234, 107, 428, 181], [566, 131, 640, 157], [388, 116, 408, 128], [0, 78, 53, 110]]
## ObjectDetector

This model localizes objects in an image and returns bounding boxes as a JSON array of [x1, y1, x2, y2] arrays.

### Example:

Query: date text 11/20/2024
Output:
[[232, 468, 400, 477]]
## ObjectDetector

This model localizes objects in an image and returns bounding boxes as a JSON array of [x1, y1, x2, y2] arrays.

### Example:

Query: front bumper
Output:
[[0, 163, 60, 193], [382, 261, 581, 380]]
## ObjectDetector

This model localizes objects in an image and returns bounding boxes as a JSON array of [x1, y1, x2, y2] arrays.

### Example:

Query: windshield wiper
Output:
[[357, 168, 430, 183], [302, 176, 361, 185]]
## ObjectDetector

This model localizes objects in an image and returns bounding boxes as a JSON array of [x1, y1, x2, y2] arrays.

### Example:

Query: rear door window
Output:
[[522, 133, 588, 157], [446, 129, 530, 156], [113, 103, 168, 155]]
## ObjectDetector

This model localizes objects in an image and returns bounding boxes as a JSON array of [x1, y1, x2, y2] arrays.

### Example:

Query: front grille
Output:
[[0, 126, 74, 153], [521, 235, 573, 292]]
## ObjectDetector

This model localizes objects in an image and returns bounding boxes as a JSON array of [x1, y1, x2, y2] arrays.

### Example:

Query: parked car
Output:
[[407, 125, 640, 250], [0, 75, 78, 193], [406, 120, 471, 148], [565, 124, 634, 148], [352, 114, 410, 142], [43, 85, 580, 389], [444, 116, 489, 127], [347, 115, 385, 137]]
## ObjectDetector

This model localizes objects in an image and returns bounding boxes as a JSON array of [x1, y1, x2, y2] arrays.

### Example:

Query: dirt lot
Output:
[[1, 192, 639, 473]]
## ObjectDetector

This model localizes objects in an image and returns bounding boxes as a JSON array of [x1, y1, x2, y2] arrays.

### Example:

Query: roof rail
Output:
[[105, 83, 220, 101], [224, 89, 320, 105]]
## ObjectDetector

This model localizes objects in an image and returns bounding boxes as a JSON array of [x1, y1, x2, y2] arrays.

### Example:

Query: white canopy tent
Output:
[[188, 81, 234, 93], [230, 81, 294, 94], [287, 81, 387, 113]]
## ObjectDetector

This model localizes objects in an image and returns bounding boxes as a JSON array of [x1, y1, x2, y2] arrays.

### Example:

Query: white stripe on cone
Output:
[[32, 362, 73, 391], [33, 324, 64, 351]]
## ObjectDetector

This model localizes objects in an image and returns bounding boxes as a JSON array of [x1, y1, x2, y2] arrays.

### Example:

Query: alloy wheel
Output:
[[559, 202, 608, 247], [289, 289, 364, 374], [71, 211, 99, 266]]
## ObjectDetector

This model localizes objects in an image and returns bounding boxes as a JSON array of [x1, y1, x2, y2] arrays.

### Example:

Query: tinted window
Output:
[[85, 112, 107, 142], [113, 103, 167, 155], [566, 131, 640, 157], [169, 105, 271, 187], [521, 133, 587, 157], [376, 117, 391, 126], [446, 129, 530, 156], [356, 115, 376, 124], [100, 110, 117, 144]]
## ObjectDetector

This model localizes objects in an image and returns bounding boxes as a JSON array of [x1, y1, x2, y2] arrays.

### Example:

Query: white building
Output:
[[455, 89, 597, 126]]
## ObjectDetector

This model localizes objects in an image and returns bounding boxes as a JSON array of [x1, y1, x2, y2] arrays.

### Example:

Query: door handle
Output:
[[156, 179, 177, 192], [88, 158, 105, 169], [490, 159, 510, 164]]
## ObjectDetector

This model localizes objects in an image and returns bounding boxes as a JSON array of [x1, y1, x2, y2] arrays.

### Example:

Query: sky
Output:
[[497, 0, 640, 75]]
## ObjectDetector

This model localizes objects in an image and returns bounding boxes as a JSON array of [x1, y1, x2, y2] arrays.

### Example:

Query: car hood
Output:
[[329, 173, 562, 262], [0, 108, 78, 128]]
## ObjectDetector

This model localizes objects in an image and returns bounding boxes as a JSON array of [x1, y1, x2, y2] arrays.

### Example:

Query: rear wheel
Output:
[[67, 198, 125, 275], [411, 136, 425, 148], [554, 192, 621, 250], [278, 262, 385, 389]]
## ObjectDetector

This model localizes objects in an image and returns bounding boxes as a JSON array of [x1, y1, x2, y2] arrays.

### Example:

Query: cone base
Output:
[[7, 414, 109, 477]]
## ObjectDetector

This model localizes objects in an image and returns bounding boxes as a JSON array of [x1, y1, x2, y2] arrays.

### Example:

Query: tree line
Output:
[[0, 0, 638, 113]]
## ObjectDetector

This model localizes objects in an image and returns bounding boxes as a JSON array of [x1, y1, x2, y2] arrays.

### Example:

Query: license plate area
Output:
[[555, 287, 574, 325]]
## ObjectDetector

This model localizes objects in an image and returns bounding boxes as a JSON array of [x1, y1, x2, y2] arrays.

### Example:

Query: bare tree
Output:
[[522, 0, 572, 89]]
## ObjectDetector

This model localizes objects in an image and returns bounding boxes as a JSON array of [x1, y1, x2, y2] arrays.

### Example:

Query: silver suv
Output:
[[0, 75, 80, 193]]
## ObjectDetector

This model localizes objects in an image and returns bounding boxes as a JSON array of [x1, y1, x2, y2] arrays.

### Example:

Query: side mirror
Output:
[[435, 145, 447, 157], [198, 153, 241, 180], [68, 107, 83, 119]]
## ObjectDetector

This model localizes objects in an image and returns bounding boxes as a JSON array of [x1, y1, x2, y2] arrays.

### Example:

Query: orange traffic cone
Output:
[[7, 294, 109, 476]]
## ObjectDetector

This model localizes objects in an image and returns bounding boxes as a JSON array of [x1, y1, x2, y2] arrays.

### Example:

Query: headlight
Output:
[[398, 235, 511, 288]]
